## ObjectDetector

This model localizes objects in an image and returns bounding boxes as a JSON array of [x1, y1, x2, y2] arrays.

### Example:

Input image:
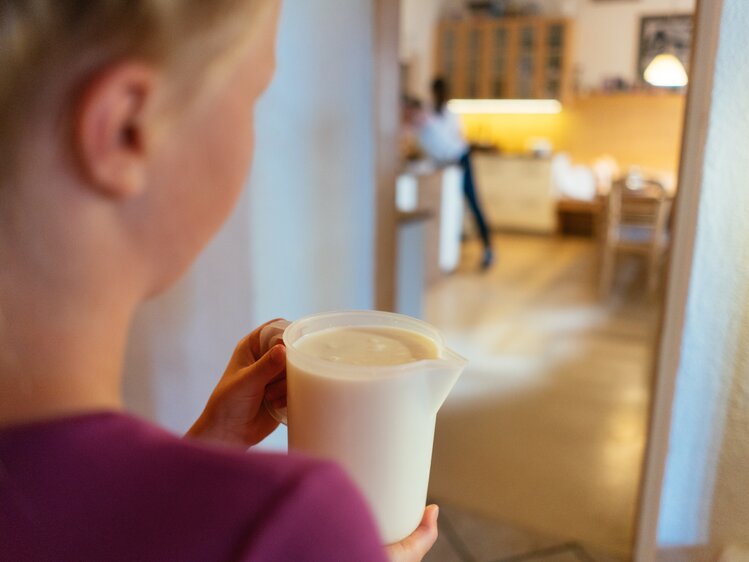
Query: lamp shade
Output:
[[644, 53, 688, 87]]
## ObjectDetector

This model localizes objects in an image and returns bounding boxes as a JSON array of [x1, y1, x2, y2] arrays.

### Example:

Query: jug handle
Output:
[[260, 320, 289, 425], [264, 399, 288, 425]]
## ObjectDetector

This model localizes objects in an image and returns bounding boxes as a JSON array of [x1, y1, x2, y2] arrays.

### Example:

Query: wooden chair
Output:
[[599, 177, 671, 298]]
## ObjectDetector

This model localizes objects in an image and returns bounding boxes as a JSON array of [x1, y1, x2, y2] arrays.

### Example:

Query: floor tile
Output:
[[583, 545, 627, 562], [503, 548, 581, 562], [435, 501, 562, 562], [423, 498, 626, 562], [424, 525, 466, 562]]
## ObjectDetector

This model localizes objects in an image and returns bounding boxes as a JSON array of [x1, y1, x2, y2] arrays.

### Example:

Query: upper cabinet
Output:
[[436, 18, 574, 100]]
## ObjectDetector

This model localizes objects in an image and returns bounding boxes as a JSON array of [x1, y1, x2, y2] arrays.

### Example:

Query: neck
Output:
[[0, 240, 139, 428]]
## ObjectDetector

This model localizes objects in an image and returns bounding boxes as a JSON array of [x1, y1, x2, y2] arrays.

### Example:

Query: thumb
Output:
[[387, 505, 439, 562]]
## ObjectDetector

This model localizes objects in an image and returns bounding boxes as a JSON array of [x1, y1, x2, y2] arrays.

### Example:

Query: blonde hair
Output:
[[0, 0, 263, 174]]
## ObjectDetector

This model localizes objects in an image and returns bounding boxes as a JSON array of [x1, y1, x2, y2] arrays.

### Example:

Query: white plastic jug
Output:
[[270, 310, 467, 544]]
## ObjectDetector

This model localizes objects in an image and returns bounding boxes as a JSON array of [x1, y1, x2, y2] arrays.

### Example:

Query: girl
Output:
[[0, 2, 438, 560]]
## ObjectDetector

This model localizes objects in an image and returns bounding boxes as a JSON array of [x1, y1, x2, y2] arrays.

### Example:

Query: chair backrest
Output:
[[605, 177, 669, 247]]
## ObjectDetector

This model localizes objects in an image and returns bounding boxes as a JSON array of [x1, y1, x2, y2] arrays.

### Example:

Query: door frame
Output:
[[374, 0, 401, 312], [633, 0, 724, 560]]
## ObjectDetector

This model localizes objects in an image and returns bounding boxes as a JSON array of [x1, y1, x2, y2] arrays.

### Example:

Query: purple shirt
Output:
[[0, 412, 388, 561]]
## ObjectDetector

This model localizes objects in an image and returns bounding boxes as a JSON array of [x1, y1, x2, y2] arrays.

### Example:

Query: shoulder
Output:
[[114, 415, 389, 561], [166, 438, 388, 560], [1, 412, 387, 561], [444, 108, 462, 127], [427, 109, 460, 131], [101, 413, 352, 509], [234, 456, 388, 561]]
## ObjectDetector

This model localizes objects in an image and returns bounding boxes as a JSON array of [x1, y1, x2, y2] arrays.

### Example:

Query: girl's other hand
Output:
[[386, 505, 439, 562]]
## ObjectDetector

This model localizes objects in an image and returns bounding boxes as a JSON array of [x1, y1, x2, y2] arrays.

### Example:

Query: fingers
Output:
[[254, 344, 286, 386], [407, 505, 439, 557], [386, 505, 439, 562], [229, 318, 288, 365], [264, 378, 287, 409], [230, 344, 286, 393]]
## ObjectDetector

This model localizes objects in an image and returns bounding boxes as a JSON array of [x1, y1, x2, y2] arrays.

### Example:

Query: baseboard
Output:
[[719, 545, 749, 562], [657, 545, 719, 562]]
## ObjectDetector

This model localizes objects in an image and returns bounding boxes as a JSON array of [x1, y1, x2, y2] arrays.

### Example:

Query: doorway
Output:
[[386, 0, 703, 560]]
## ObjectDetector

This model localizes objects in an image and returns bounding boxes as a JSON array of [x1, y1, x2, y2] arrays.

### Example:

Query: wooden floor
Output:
[[424, 233, 661, 560]]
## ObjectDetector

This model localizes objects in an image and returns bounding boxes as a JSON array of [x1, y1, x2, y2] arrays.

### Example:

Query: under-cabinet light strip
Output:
[[447, 99, 563, 115]]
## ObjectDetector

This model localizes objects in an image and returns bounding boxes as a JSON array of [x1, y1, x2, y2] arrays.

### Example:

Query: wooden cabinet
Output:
[[472, 154, 557, 234], [435, 18, 573, 100]]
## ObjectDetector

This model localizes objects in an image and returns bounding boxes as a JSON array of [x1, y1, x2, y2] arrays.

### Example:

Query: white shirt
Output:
[[417, 108, 468, 164]]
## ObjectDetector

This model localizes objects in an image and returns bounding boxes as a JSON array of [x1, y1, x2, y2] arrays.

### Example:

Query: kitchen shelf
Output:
[[435, 17, 574, 101]]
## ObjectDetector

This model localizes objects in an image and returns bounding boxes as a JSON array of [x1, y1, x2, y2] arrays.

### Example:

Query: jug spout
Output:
[[428, 347, 468, 415]]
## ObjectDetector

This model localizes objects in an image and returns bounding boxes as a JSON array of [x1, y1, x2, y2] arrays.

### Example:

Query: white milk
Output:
[[295, 326, 438, 365], [286, 326, 440, 543]]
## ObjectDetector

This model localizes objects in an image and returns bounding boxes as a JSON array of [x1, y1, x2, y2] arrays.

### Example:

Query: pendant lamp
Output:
[[644, 53, 689, 88]]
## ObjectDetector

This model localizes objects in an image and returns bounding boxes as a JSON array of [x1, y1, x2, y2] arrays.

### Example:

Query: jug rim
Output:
[[282, 310, 467, 379]]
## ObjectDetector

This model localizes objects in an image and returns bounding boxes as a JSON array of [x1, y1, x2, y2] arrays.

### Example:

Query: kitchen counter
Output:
[[396, 162, 464, 285]]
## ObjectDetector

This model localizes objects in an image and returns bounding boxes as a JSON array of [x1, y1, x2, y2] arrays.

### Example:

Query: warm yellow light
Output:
[[644, 54, 688, 88], [447, 99, 563, 115]]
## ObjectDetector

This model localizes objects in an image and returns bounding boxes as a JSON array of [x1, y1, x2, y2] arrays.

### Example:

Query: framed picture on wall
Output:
[[638, 14, 693, 84]]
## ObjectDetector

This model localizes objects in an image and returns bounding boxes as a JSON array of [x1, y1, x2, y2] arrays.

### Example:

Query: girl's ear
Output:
[[73, 62, 159, 199]]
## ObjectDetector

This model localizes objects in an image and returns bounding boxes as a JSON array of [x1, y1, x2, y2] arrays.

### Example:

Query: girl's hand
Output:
[[386, 505, 439, 562], [186, 319, 290, 447]]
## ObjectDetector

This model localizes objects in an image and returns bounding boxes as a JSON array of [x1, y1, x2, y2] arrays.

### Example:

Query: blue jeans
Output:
[[459, 150, 491, 249]]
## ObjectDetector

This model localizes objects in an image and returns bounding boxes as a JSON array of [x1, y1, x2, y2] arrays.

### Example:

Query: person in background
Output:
[[408, 79, 494, 270], [0, 1, 437, 561]]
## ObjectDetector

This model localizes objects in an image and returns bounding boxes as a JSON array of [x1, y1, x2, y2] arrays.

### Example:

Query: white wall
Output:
[[400, 0, 447, 100], [657, 0, 749, 552], [573, 0, 695, 90], [123, 0, 377, 447], [400, 0, 695, 97], [249, 1, 376, 323]]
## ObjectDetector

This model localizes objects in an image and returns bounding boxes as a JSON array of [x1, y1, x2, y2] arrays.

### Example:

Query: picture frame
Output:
[[638, 14, 693, 84]]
